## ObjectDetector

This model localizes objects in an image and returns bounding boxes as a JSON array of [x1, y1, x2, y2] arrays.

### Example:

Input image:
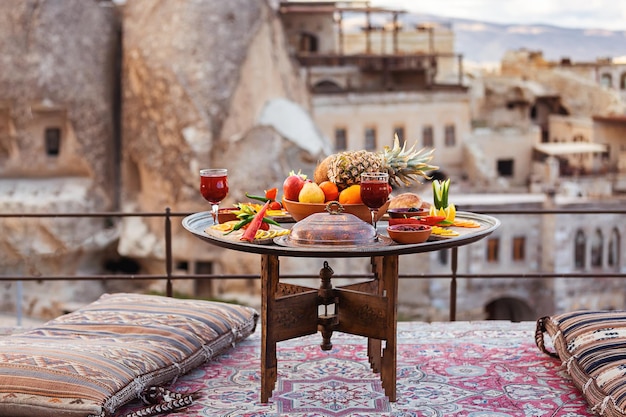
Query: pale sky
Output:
[[369, 0, 626, 31]]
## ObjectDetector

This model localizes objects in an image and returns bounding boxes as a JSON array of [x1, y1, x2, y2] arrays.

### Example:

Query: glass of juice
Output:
[[200, 168, 228, 224], [360, 171, 390, 231]]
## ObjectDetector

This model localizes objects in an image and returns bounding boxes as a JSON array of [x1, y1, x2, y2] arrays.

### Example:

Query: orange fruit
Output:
[[319, 181, 339, 202], [338, 184, 363, 205]]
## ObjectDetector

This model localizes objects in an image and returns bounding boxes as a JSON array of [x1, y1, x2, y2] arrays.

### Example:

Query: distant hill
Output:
[[401, 13, 626, 64]]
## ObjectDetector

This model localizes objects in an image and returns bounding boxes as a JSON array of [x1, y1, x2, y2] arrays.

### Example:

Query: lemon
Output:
[[445, 204, 456, 222]]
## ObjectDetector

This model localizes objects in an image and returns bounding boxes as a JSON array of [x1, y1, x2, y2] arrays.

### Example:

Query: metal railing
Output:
[[1, 207, 625, 324]]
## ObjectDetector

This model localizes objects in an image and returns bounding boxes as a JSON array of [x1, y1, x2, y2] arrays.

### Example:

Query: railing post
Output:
[[165, 207, 173, 297], [16, 281, 23, 327], [449, 247, 458, 321]]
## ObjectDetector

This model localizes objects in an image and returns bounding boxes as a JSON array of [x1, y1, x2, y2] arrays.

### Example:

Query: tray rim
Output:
[[182, 210, 501, 258]]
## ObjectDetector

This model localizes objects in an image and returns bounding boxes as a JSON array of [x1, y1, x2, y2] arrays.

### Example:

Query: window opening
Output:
[[45, 127, 61, 156], [364, 127, 377, 150], [299, 32, 318, 53], [313, 80, 343, 93], [608, 228, 620, 268], [486, 238, 499, 263], [176, 261, 189, 271], [422, 125, 433, 147], [444, 124, 456, 147], [512, 236, 525, 261], [485, 297, 537, 322], [574, 230, 586, 269], [497, 159, 514, 177], [335, 127, 347, 151], [600, 73, 612, 88], [485, 297, 535, 322], [591, 229, 603, 268]]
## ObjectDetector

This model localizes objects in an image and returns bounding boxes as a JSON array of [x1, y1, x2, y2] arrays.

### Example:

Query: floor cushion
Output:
[[537, 310, 626, 417], [0, 293, 259, 417]]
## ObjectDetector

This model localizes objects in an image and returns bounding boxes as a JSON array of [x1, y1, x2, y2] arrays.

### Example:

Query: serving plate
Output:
[[204, 223, 290, 245]]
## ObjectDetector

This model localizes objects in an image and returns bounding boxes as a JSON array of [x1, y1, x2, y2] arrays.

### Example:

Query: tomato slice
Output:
[[265, 188, 278, 201]]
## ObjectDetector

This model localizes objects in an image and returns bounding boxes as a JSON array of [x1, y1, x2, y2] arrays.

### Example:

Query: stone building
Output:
[[279, 1, 469, 179]]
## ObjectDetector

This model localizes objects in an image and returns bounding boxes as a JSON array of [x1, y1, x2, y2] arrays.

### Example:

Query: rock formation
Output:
[[119, 0, 326, 279], [0, 0, 119, 198]]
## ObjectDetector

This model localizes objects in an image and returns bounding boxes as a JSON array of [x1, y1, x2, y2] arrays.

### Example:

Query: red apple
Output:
[[283, 171, 307, 201]]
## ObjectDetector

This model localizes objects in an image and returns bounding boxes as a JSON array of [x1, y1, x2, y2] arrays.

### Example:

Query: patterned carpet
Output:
[[118, 321, 593, 417]]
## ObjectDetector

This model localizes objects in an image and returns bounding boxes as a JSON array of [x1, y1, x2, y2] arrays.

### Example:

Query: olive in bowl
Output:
[[387, 207, 428, 218], [387, 224, 432, 244]]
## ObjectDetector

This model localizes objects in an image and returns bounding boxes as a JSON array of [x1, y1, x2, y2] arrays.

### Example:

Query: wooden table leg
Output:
[[260, 254, 279, 403], [367, 338, 382, 373], [379, 254, 398, 402]]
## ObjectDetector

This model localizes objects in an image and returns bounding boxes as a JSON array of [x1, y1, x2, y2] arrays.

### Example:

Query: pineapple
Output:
[[314, 135, 438, 190]]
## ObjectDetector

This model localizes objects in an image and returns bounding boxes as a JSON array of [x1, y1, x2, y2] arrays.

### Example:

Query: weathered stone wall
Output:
[[0, 0, 119, 199]]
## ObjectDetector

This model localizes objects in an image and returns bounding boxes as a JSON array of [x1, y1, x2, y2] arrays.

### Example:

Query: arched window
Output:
[[600, 73, 613, 88], [574, 230, 586, 269], [620, 72, 626, 90], [591, 229, 603, 268], [312, 80, 343, 93], [608, 228, 621, 269], [485, 297, 535, 322]]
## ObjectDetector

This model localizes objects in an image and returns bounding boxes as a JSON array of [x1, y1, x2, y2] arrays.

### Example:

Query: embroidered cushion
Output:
[[0, 293, 258, 417], [537, 310, 626, 417]]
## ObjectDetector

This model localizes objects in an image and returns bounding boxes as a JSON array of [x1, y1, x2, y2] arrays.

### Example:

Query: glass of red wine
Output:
[[200, 168, 229, 224], [360, 171, 390, 231]]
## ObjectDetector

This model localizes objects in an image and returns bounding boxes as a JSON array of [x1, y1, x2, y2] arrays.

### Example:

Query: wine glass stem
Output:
[[371, 210, 377, 231], [211, 204, 219, 224]]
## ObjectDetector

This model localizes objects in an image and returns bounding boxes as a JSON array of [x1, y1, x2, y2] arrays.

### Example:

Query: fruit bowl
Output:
[[386, 224, 432, 244], [282, 198, 372, 223]]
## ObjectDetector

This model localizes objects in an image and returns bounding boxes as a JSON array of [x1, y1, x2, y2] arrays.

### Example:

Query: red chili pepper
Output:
[[418, 216, 446, 226], [241, 201, 271, 242], [265, 188, 278, 201]]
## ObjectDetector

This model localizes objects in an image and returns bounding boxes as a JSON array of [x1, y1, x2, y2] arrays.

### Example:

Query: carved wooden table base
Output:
[[260, 254, 399, 403]]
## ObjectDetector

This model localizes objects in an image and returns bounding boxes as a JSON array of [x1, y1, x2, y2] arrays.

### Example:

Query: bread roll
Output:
[[388, 193, 423, 209]]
